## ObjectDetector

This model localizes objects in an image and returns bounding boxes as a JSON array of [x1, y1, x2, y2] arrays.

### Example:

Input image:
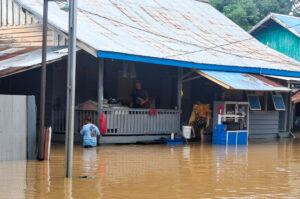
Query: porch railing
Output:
[[52, 109, 66, 133], [103, 108, 181, 135], [52, 108, 181, 135]]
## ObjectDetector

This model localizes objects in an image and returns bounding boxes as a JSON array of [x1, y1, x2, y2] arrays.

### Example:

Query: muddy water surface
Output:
[[1, 138, 300, 199]]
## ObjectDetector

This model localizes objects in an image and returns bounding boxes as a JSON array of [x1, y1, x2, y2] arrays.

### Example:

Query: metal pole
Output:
[[65, 0, 77, 178], [38, 0, 48, 160], [177, 68, 183, 110], [97, 58, 104, 127]]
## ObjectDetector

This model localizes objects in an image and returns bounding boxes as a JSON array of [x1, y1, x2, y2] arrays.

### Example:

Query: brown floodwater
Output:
[[1, 138, 300, 199]]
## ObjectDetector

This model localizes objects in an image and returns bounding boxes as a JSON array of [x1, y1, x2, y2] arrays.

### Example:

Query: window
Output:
[[272, 95, 285, 111], [248, 95, 261, 110]]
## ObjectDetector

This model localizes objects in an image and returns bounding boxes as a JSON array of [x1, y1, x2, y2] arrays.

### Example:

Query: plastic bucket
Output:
[[182, 126, 192, 139]]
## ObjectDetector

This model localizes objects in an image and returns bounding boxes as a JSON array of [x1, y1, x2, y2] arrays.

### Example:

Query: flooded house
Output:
[[249, 14, 300, 131], [0, 0, 300, 144]]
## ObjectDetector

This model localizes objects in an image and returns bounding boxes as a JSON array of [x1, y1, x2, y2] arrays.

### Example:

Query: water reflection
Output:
[[0, 160, 26, 199], [1, 139, 300, 198]]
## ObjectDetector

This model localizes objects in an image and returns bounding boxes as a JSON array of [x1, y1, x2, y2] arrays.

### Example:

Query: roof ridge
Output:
[[272, 13, 300, 19]]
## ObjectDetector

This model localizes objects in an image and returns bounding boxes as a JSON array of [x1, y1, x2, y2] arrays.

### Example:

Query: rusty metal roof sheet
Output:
[[197, 70, 290, 91], [0, 47, 69, 78], [15, 0, 300, 75], [292, 90, 300, 103], [265, 75, 300, 82]]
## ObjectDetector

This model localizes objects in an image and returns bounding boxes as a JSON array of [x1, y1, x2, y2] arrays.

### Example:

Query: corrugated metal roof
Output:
[[274, 14, 300, 36], [265, 75, 300, 82], [0, 47, 69, 78], [15, 0, 300, 75], [249, 13, 300, 38], [196, 70, 290, 91], [292, 90, 300, 103]]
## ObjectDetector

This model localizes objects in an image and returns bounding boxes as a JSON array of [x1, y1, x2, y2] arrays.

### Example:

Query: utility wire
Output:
[[77, 7, 300, 66], [165, 23, 300, 58]]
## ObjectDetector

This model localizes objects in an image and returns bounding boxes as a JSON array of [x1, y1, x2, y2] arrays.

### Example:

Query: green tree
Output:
[[222, 0, 258, 30], [210, 0, 299, 30]]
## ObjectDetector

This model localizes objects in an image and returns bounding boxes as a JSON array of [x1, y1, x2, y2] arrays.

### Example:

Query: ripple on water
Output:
[[1, 139, 300, 198]]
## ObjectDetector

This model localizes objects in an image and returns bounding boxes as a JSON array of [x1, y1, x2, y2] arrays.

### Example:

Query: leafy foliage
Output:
[[210, 0, 299, 30]]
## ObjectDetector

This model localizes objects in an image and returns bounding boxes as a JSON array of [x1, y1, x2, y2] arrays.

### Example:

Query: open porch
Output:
[[48, 51, 184, 143]]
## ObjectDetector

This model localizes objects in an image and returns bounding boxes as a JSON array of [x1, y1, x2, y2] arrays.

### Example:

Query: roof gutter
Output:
[[97, 50, 300, 78]]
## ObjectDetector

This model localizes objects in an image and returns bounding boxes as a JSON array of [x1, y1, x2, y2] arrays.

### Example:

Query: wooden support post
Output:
[[97, 58, 104, 127], [38, 0, 48, 161], [264, 92, 268, 111], [284, 92, 290, 132], [177, 68, 183, 110], [288, 92, 293, 132], [287, 83, 294, 134]]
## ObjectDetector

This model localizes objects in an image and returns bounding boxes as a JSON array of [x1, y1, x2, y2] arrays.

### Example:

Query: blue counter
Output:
[[213, 125, 248, 145]]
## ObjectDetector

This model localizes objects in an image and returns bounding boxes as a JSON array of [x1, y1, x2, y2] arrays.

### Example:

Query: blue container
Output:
[[237, 132, 248, 145], [212, 129, 220, 144], [227, 132, 237, 145], [166, 138, 185, 145], [220, 134, 227, 145], [213, 125, 248, 145], [215, 124, 226, 131], [213, 125, 228, 145]]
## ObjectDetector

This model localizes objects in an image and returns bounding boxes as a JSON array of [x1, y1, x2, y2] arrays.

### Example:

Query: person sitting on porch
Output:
[[188, 101, 211, 142], [131, 80, 150, 108], [80, 117, 100, 147]]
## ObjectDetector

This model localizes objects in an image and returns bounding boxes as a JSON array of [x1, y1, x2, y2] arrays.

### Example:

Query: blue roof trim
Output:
[[97, 51, 300, 78], [260, 68, 300, 77]]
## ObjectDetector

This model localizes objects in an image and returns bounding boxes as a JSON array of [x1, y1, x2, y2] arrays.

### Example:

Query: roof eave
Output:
[[248, 13, 274, 34], [14, 0, 98, 58], [98, 50, 300, 78]]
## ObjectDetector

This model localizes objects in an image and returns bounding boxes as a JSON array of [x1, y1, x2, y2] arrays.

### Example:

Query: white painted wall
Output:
[[0, 95, 27, 161]]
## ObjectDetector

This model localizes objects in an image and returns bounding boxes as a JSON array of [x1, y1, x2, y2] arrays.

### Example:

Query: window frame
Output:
[[248, 94, 262, 111], [272, 94, 286, 111]]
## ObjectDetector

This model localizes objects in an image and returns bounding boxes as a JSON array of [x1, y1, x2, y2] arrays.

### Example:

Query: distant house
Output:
[[250, 14, 300, 130], [249, 13, 300, 62]]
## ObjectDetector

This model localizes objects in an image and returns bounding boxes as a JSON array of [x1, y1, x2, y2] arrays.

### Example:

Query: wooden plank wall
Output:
[[0, 0, 67, 47], [249, 111, 279, 138]]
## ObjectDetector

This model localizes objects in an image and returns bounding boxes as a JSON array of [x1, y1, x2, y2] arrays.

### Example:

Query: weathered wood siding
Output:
[[249, 111, 279, 138], [253, 22, 300, 62], [0, 0, 67, 47]]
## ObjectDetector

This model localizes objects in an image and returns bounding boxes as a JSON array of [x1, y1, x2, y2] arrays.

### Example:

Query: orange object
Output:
[[100, 112, 107, 134], [44, 128, 49, 160], [196, 104, 210, 118]]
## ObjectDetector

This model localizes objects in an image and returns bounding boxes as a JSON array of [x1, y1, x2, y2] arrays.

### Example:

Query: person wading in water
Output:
[[80, 117, 100, 147]]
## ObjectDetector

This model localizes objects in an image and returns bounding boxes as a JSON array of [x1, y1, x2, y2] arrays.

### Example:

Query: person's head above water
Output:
[[135, 80, 142, 90], [83, 117, 92, 125]]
